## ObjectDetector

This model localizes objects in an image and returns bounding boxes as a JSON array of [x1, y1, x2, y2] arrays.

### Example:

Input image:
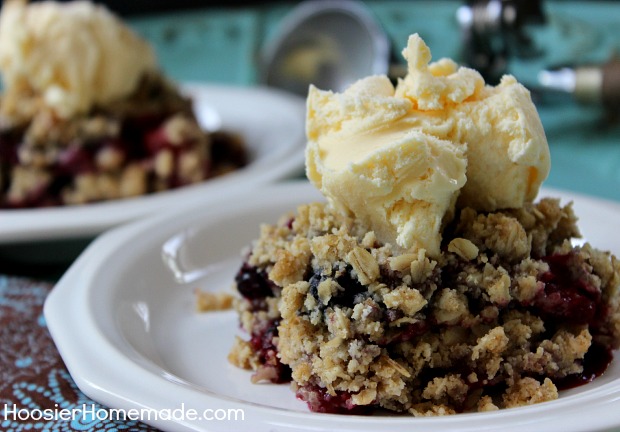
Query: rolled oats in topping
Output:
[[228, 199, 620, 415]]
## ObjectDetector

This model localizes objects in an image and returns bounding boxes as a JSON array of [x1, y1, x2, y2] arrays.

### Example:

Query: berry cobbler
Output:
[[229, 199, 620, 414], [0, 0, 246, 208], [227, 34, 620, 415]]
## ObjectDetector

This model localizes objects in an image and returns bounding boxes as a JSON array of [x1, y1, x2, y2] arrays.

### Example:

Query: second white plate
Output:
[[0, 84, 306, 244]]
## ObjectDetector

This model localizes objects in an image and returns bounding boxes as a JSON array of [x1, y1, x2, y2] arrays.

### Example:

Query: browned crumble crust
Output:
[[229, 198, 620, 415], [0, 73, 247, 208], [195, 290, 235, 312]]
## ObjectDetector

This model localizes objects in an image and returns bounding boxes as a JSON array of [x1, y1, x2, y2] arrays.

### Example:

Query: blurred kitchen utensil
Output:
[[260, 0, 390, 96], [457, 0, 546, 83], [538, 57, 620, 112]]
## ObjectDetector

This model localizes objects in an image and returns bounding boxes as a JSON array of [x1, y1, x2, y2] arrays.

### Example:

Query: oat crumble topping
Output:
[[228, 198, 620, 415], [0, 73, 247, 208]]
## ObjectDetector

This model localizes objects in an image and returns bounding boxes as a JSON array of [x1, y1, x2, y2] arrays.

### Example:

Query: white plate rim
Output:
[[0, 83, 306, 244], [44, 182, 620, 432]]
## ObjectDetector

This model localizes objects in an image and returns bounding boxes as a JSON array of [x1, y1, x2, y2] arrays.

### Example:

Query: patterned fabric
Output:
[[0, 276, 159, 431]]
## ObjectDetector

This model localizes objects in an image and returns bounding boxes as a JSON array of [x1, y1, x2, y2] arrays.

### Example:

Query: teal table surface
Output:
[[130, 0, 620, 203]]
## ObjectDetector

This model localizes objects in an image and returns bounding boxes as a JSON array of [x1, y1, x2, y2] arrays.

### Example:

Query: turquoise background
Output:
[[129, 1, 620, 203]]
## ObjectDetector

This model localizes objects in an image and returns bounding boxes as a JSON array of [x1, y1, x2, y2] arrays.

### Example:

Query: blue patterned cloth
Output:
[[0, 276, 158, 432]]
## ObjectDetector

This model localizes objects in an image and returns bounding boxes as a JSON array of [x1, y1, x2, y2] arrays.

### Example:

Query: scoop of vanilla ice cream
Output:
[[306, 33, 550, 257], [0, 0, 157, 118], [451, 75, 549, 210], [306, 75, 468, 257]]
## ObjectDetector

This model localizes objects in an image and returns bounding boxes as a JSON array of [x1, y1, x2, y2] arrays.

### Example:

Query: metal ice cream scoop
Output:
[[259, 0, 390, 96]]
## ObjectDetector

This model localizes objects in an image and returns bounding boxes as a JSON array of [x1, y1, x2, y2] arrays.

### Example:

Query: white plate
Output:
[[44, 182, 620, 432], [0, 84, 306, 244]]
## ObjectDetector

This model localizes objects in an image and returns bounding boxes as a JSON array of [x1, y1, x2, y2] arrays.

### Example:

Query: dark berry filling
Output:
[[0, 129, 20, 166], [235, 262, 277, 300], [378, 321, 429, 346], [56, 145, 97, 175], [0, 113, 246, 208], [235, 262, 291, 383], [210, 130, 247, 168], [308, 267, 367, 310], [527, 252, 613, 387], [249, 319, 291, 384], [533, 253, 602, 326], [237, 246, 616, 413], [554, 341, 613, 390], [296, 384, 372, 414]]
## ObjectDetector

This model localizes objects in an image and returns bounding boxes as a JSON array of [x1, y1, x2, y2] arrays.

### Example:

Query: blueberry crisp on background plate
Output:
[[0, 0, 246, 209], [226, 34, 620, 415]]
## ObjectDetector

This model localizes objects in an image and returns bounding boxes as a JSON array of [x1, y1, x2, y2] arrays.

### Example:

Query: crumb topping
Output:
[[229, 198, 620, 415], [0, 73, 247, 208]]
